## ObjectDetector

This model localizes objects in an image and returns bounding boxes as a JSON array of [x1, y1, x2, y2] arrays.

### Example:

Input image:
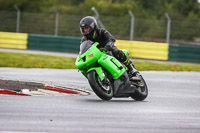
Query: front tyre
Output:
[[131, 76, 148, 101], [87, 71, 113, 101]]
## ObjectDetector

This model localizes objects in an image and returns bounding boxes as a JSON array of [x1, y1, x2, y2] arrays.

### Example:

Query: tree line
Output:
[[0, 0, 200, 42], [1, 0, 199, 19]]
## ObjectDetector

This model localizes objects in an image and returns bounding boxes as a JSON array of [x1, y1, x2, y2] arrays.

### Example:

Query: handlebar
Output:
[[99, 48, 108, 52]]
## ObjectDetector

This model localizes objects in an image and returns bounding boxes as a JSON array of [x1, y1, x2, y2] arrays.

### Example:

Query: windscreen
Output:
[[79, 40, 94, 55]]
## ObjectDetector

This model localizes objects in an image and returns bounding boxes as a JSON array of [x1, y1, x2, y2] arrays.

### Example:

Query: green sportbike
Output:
[[75, 40, 148, 101]]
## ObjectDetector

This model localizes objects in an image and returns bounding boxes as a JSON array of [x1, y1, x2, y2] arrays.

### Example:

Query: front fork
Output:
[[87, 67, 105, 81]]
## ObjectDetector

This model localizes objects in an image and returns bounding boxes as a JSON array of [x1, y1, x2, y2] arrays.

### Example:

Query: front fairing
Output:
[[75, 42, 101, 70], [75, 41, 127, 80]]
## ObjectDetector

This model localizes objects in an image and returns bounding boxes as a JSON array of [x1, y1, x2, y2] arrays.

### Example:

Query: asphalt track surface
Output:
[[0, 68, 200, 133]]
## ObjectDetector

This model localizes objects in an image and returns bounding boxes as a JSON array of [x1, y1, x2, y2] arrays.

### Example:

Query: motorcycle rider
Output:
[[80, 16, 140, 80]]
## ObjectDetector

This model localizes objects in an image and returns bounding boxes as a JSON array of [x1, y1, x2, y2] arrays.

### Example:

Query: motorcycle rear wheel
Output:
[[88, 71, 113, 101], [131, 76, 148, 101]]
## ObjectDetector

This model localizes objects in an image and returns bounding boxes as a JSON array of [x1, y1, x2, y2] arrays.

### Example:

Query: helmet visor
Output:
[[80, 26, 92, 35], [83, 26, 91, 34], [80, 22, 95, 35]]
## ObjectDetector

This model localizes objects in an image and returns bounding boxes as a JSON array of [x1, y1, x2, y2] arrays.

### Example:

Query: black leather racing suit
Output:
[[81, 28, 127, 63]]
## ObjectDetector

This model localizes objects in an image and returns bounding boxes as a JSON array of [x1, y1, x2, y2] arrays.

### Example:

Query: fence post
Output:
[[165, 13, 171, 43], [54, 8, 59, 36], [91, 7, 104, 28], [128, 10, 134, 41], [14, 4, 20, 33]]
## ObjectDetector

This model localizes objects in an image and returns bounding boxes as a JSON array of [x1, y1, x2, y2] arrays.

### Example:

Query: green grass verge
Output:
[[0, 52, 76, 69], [0, 52, 200, 72], [133, 61, 200, 72]]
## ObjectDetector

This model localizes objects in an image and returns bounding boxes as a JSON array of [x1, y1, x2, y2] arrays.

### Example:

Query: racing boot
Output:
[[123, 59, 141, 81]]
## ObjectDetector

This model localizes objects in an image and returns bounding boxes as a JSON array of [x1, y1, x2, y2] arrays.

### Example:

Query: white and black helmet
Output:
[[80, 16, 98, 36]]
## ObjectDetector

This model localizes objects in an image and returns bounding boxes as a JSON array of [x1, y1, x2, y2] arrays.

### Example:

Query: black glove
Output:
[[104, 42, 114, 51]]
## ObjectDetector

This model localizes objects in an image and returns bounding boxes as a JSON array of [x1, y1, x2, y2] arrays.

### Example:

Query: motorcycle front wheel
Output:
[[87, 71, 113, 101]]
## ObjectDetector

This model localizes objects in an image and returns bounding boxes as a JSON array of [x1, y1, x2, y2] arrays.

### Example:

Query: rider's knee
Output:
[[113, 49, 127, 62]]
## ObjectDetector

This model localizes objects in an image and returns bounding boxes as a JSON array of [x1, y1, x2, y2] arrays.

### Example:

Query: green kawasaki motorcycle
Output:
[[75, 40, 148, 101]]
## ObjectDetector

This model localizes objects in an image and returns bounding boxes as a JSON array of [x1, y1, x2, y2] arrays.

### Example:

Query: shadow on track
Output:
[[83, 98, 148, 103]]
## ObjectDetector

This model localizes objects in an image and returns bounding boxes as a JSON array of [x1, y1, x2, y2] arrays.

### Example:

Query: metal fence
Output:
[[0, 10, 200, 44]]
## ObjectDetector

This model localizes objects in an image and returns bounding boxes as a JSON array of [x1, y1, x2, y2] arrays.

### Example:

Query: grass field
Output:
[[0, 52, 200, 72], [0, 52, 76, 69]]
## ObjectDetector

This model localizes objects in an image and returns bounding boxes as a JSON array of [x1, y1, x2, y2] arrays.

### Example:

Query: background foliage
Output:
[[1, 0, 199, 18], [0, 0, 200, 43]]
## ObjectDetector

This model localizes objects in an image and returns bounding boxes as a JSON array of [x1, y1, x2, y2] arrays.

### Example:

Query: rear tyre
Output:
[[131, 76, 148, 101], [87, 71, 113, 101]]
